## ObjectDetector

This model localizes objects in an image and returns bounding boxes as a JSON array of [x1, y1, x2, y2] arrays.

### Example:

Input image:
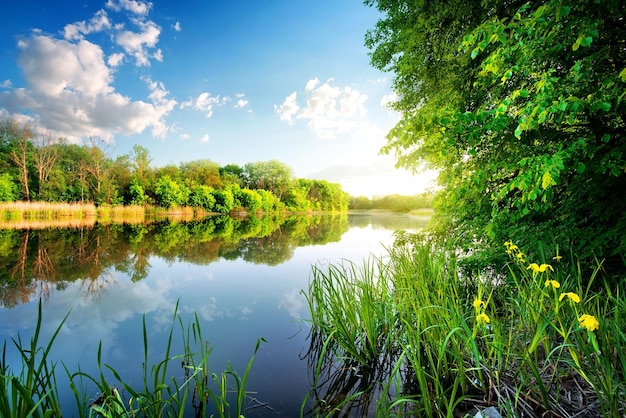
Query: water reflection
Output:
[[0, 213, 348, 308], [0, 211, 429, 417]]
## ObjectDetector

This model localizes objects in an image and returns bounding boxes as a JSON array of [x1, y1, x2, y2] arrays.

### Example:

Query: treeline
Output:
[[0, 120, 349, 213], [350, 192, 434, 212]]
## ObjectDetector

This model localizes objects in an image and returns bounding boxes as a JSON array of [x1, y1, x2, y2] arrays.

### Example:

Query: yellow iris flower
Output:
[[527, 263, 554, 274], [559, 292, 581, 303], [544, 279, 561, 289], [578, 314, 599, 331], [476, 313, 490, 324], [472, 298, 485, 309]]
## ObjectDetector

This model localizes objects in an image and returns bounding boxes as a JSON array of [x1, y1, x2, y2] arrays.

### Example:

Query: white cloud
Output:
[[305, 78, 319, 92], [107, 52, 125, 67], [1, 80, 12, 88], [63, 9, 112, 41], [234, 94, 249, 108], [274, 92, 299, 124], [173, 21, 181, 32], [380, 91, 399, 108], [114, 19, 161, 66], [277, 79, 369, 139], [181, 92, 230, 118], [200, 134, 209, 142], [106, 0, 152, 16], [0, 31, 175, 143]]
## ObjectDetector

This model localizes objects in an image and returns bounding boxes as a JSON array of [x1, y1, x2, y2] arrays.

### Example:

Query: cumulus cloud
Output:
[[106, 0, 152, 16], [276, 78, 368, 139], [274, 92, 299, 124], [233, 93, 248, 109], [200, 134, 209, 143], [173, 21, 181, 32], [180, 92, 230, 118], [63, 9, 112, 41], [114, 19, 162, 66], [0, 2, 175, 143]]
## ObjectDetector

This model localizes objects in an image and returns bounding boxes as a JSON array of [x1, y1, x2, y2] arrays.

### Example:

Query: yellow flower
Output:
[[472, 298, 485, 309], [527, 263, 554, 274], [553, 255, 562, 261], [559, 292, 581, 303], [504, 241, 517, 251], [544, 279, 561, 289], [476, 313, 490, 324], [578, 314, 599, 332]]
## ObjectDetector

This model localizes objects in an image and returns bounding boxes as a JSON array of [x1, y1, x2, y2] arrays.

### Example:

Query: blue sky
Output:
[[0, 0, 437, 197]]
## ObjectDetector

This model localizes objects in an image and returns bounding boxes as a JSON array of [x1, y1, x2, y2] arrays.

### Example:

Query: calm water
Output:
[[0, 212, 428, 417]]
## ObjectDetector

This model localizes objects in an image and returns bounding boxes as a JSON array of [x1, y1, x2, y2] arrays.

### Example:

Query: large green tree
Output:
[[366, 0, 626, 269]]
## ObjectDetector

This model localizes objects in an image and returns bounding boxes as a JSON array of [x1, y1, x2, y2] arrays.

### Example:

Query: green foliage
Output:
[[236, 188, 262, 212], [154, 175, 189, 208], [349, 192, 434, 212], [210, 188, 235, 213], [305, 235, 626, 416], [0, 118, 349, 213], [0, 173, 16, 202], [366, 0, 626, 272], [189, 184, 215, 211], [128, 181, 148, 206], [242, 160, 294, 199]]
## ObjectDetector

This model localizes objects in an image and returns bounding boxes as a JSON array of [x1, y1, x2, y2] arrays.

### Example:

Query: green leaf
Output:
[[581, 36, 593, 47], [619, 67, 626, 82], [541, 171, 553, 189], [599, 102, 611, 111], [576, 162, 586, 173]]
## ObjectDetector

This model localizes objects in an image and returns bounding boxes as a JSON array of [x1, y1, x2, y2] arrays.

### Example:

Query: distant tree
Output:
[[31, 131, 59, 200], [219, 163, 244, 186], [130, 144, 152, 183], [129, 181, 149, 206], [180, 159, 222, 188], [155, 175, 189, 208], [189, 184, 215, 211], [284, 183, 311, 212], [211, 188, 235, 213], [81, 137, 114, 204], [5, 121, 34, 201], [237, 188, 263, 212], [242, 160, 294, 199], [0, 173, 16, 202]]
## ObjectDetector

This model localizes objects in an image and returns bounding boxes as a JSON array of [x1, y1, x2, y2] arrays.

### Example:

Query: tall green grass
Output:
[[0, 301, 264, 417], [304, 232, 626, 417]]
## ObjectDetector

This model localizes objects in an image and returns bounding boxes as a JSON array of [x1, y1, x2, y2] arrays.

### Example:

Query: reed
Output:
[[0, 300, 67, 418], [304, 233, 626, 417], [96, 204, 146, 225], [0, 201, 97, 220], [1, 300, 264, 417]]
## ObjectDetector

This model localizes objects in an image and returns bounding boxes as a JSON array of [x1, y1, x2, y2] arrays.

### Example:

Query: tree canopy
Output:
[[365, 0, 626, 270], [0, 122, 350, 214]]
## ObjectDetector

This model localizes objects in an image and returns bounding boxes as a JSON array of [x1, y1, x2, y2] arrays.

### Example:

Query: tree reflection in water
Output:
[[0, 213, 348, 308]]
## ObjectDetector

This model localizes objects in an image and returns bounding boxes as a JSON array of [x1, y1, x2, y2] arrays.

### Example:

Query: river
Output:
[[0, 211, 429, 417]]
